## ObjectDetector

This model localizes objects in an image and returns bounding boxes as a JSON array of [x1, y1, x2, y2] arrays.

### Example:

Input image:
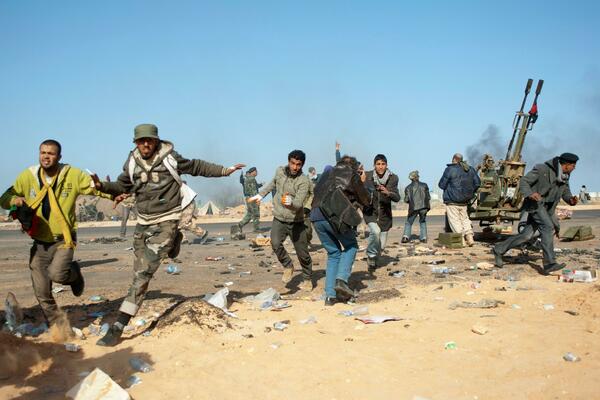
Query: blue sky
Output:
[[1, 1, 599, 203]]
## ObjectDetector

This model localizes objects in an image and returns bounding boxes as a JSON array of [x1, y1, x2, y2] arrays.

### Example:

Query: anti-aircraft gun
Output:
[[468, 79, 544, 232]]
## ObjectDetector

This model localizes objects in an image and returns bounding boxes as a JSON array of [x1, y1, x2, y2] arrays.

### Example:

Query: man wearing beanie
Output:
[[93, 124, 244, 346], [403, 170, 431, 243], [493, 152, 579, 274], [363, 154, 400, 272]]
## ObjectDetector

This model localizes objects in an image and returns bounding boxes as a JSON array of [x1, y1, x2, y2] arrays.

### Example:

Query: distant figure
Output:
[[403, 171, 431, 243], [308, 167, 319, 184], [236, 167, 262, 233], [438, 153, 481, 246], [493, 153, 579, 275], [363, 154, 400, 272], [579, 185, 590, 204]]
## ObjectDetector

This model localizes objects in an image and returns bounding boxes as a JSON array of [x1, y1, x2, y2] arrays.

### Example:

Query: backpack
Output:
[[319, 187, 362, 234]]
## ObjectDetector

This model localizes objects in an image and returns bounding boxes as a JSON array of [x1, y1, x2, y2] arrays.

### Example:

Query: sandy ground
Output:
[[1, 212, 599, 399]]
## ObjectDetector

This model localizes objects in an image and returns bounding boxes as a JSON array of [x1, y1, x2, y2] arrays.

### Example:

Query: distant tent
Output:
[[198, 201, 221, 216]]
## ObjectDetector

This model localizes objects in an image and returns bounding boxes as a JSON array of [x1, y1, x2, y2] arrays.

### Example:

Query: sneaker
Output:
[[282, 266, 295, 284], [401, 236, 409, 243], [543, 262, 566, 275], [334, 279, 354, 302], [324, 297, 338, 306], [492, 248, 504, 268], [298, 279, 314, 291], [70, 261, 85, 297], [96, 324, 124, 347]]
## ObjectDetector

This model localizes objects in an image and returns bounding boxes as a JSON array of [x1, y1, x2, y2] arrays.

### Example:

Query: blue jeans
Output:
[[366, 222, 388, 259], [314, 220, 359, 298], [403, 209, 428, 240]]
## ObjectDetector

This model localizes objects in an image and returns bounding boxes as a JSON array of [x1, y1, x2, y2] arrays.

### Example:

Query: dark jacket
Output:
[[311, 163, 370, 230], [405, 181, 431, 213], [363, 171, 401, 231], [240, 174, 262, 198], [101, 141, 227, 221], [520, 157, 574, 229], [438, 162, 481, 205]]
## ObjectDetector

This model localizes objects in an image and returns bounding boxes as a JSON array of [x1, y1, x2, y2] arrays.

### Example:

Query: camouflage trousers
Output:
[[179, 202, 205, 237], [119, 220, 178, 316], [238, 202, 260, 231]]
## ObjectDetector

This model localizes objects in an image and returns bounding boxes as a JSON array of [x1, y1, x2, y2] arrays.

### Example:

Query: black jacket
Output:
[[405, 181, 430, 213], [363, 171, 400, 231]]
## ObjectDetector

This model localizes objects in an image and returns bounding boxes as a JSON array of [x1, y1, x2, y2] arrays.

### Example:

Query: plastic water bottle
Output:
[[129, 357, 153, 373], [166, 264, 180, 275]]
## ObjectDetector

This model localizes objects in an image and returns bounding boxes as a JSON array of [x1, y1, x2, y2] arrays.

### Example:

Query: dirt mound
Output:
[[154, 299, 235, 334], [356, 288, 404, 303]]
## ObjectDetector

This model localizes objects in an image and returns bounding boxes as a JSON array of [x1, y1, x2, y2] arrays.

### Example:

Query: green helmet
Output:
[[133, 124, 159, 142]]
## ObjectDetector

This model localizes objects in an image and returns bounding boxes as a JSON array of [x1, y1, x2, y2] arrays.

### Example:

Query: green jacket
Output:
[[101, 141, 227, 222], [241, 174, 261, 197], [1, 164, 111, 243], [260, 166, 310, 223]]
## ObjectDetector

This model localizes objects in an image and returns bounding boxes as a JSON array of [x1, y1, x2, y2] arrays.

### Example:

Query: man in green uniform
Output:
[[236, 167, 262, 232]]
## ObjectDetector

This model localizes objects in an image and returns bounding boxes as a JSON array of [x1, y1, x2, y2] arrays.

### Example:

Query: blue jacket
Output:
[[438, 162, 481, 204]]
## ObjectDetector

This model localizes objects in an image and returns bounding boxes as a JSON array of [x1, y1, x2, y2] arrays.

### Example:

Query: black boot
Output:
[[334, 279, 354, 302], [70, 261, 85, 297], [542, 262, 566, 275], [324, 297, 338, 306], [492, 247, 504, 268], [96, 324, 124, 347], [367, 257, 377, 273]]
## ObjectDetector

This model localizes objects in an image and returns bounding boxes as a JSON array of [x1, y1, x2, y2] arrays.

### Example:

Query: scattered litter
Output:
[[512, 304, 522, 310], [431, 266, 456, 274], [563, 352, 581, 362], [14, 322, 48, 337], [388, 270, 406, 278], [543, 304, 555, 311], [338, 306, 369, 317], [270, 341, 283, 349], [449, 298, 505, 310], [52, 286, 66, 294], [165, 264, 181, 275], [239, 271, 252, 276], [444, 341, 457, 350], [424, 259, 446, 265], [134, 319, 146, 327], [252, 236, 271, 247], [66, 368, 131, 400], [205, 256, 224, 261], [129, 357, 153, 373], [88, 295, 105, 302], [355, 316, 403, 324], [124, 247, 134, 251], [207, 288, 229, 310], [261, 301, 291, 311], [100, 323, 110, 336], [475, 262, 495, 271], [471, 325, 489, 335], [127, 375, 142, 388], [72, 327, 86, 339], [65, 343, 81, 352], [224, 281, 234, 286], [227, 265, 237, 271], [559, 269, 598, 283], [247, 288, 281, 305], [299, 316, 317, 324], [564, 310, 579, 316], [273, 320, 290, 331]]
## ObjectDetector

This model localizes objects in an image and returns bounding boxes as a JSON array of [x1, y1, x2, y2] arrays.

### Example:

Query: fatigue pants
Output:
[[29, 240, 77, 324], [119, 220, 178, 316], [120, 206, 131, 237], [239, 202, 260, 231], [271, 218, 313, 279], [446, 204, 474, 237], [495, 205, 557, 267]]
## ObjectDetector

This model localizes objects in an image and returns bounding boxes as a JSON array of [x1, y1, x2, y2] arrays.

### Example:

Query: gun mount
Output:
[[469, 79, 544, 230]]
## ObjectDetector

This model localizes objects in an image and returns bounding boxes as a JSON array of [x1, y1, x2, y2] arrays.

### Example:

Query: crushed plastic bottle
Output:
[[99, 323, 110, 336], [431, 266, 455, 274], [127, 375, 143, 388], [338, 306, 369, 317], [563, 352, 580, 362], [88, 295, 105, 302], [299, 316, 317, 324], [165, 264, 180, 275], [129, 357, 153, 373], [65, 343, 81, 352]]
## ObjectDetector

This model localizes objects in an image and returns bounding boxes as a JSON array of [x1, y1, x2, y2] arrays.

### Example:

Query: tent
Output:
[[197, 201, 221, 216]]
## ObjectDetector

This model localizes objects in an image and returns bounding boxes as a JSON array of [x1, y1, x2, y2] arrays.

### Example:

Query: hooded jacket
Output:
[[1, 164, 111, 243], [101, 141, 227, 224], [260, 166, 310, 223], [438, 162, 481, 205]]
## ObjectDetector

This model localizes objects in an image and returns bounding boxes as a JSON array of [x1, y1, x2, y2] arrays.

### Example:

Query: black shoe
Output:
[[401, 236, 409, 243], [96, 324, 124, 347], [542, 263, 566, 275], [168, 230, 183, 259], [70, 261, 85, 297], [492, 248, 504, 268], [334, 279, 354, 302], [367, 257, 377, 273], [420, 238, 427, 243], [324, 297, 338, 306]]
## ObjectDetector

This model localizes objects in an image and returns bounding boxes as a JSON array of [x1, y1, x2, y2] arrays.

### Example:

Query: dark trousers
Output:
[[29, 240, 77, 323], [495, 205, 557, 266], [271, 218, 312, 279]]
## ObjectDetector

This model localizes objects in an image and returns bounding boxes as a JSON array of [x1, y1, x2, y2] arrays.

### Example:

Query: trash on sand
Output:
[[560, 269, 598, 283], [239, 271, 252, 276], [475, 262, 495, 271], [339, 306, 369, 317], [424, 259, 446, 265], [431, 266, 456, 274], [270, 341, 283, 349], [248, 288, 281, 305], [512, 304, 522, 310], [563, 352, 581, 362], [72, 327, 86, 339], [207, 288, 229, 310], [543, 304, 555, 311], [124, 247, 134, 251], [134, 319, 146, 327], [127, 375, 142, 388], [564, 310, 579, 316], [471, 325, 489, 335], [88, 295, 105, 302], [65, 343, 81, 352], [129, 357, 153, 373], [88, 311, 105, 318], [52, 286, 66, 294], [252, 236, 271, 247], [299, 316, 317, 324], [355, 316, 403, 324], [4, 292, 23, 331], [66, 368, 131, 400], [100, 323, 110, 336], [261, 301, 291, 311], [448, 298, 505, 310], [224, 281, 234, 286], [273, 320, 290, 331], [206, 256, 224, 261], [14, 322, 48, 337], [388, 270, 406, 278], [444, 341, 457, 350], [165, 264, 181, 275]]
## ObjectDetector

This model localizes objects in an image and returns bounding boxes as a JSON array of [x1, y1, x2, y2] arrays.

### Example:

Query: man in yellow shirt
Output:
[[0, 139, 111, 325]]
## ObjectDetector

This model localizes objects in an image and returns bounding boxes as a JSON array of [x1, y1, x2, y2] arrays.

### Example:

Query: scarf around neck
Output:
[[373, 169, 391, 187]]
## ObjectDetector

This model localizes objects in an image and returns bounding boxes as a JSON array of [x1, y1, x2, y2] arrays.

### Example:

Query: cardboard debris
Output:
[[66, 368, 130, 400], [252, 237, 271, 247]]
